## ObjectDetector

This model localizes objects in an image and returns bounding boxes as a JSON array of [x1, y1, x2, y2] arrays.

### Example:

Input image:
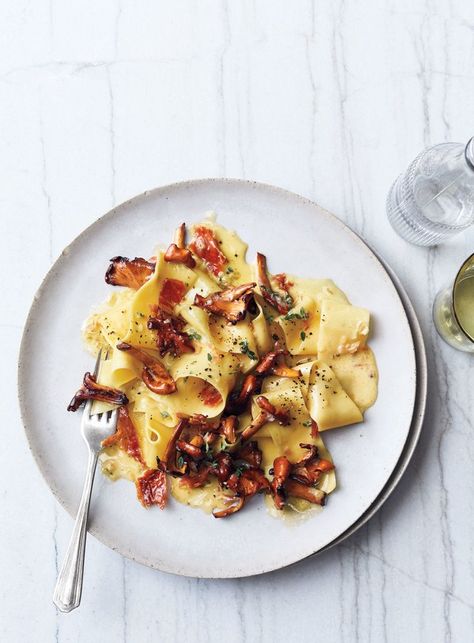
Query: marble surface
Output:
[[1, 1, 473, 641]]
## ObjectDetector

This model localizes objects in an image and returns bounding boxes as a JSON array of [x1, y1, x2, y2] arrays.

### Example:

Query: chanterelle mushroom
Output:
[[116, 342, 176, 395], [240, 395, 290, 441], [147, 308, 195, 357], [271, 456, 292, 510], [290, 443, 334, 486], [105, 256, 155, 289], [256, 252, 293, 315], [164, 223, 196, 269], [67, 372, 128, 412], [194, 282, 256, 324]]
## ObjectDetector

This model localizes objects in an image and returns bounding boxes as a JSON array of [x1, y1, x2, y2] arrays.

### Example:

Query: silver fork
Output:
[[53, 350, 118, 613]]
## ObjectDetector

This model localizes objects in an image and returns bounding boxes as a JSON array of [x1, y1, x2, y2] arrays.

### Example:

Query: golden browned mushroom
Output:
[[238, 468, 271, 495], [105, 256, 155, 289], [240, 395, 290, 441], [290, 443, 334, 485], [162, 419, 187, 471], [116, 342, 176, 395], [194, 282, 256, 324], [284, 479, 326, 506], [213, 496, 245, 518], [255, 344, 300, 378], [136, 468, 168, 508], [176, 439, 204, 460], [235, 441, 263, 468], [213, 468, 270, 518], [67, 372, 128, 412], [164, 223, 196, 269], [174, 222, 186, 247], [220, 415, 238, 444], [147, 308, 194, 357], [179, 463, 212, 489], [226, 374, 260, 414], [272, 365, 300, 378], [271, 456, 292, 510], [256, 252, 293, 315], [214, 451, 234, 482]]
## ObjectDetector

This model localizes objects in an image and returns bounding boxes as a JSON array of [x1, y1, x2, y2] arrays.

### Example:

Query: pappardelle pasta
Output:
[[69, 216, 378, 518]]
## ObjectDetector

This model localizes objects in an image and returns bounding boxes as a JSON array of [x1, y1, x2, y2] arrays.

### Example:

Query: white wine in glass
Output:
[[433, 254, 474, 352]]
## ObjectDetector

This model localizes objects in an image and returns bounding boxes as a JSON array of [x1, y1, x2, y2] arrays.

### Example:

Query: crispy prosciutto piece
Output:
[[116, 342, 176, 395], [101, 406, 144, 464], [136, 468, 168, 508], [189, 226, 228, 277], [198, 381, 223, 407], [147, 308, 194, 357], [256, 252, 293, 315], [159, 278, 187, 313], [270, 456, 291, 510], [194, 282, 256, 324], [67, 372, 128, 412], [274, 273, 294, 292], [105, 256, 155, 289], [240, 396, 290, 441], [164, 223, 196, 269]]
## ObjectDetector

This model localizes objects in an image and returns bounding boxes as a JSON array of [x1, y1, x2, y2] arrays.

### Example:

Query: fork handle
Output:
[[53, 449, 98, 612]]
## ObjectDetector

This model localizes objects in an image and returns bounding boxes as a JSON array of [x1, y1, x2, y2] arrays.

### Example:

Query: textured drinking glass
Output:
[[433, 254, 474, 352], [387, 137, 474, 246]]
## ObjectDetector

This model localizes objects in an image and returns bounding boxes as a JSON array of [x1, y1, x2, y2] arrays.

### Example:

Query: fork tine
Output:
[[83, 350, 103, 419], [93, 348, 103, 377]]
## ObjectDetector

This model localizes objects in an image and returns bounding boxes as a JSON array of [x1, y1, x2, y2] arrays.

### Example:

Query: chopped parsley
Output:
[[187, 330, 202, 341], [284, 307, 309, 321], [176, 455, 185, 468], [303, 420, 313, 427], [207, 353, 213, 361], [239, 339, 257, 361], [226, 266, 234, 274], [300, 330, 306, 341], [160, 410, 170, 419]]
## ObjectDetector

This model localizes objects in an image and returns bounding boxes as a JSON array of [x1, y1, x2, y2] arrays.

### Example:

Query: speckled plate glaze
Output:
[[18, 179, 419, 578]]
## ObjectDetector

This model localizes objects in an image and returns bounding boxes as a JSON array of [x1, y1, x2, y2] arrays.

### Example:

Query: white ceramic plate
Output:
[[19, 179, 417, 578]]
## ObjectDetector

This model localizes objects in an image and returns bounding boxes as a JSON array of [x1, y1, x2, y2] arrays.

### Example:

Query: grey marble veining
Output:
[[1, 1, 474, 642]]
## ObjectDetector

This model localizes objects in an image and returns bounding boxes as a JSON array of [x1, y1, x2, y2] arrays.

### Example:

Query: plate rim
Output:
[[318, 251, 427, 556], [17, 177, 422, 578]]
